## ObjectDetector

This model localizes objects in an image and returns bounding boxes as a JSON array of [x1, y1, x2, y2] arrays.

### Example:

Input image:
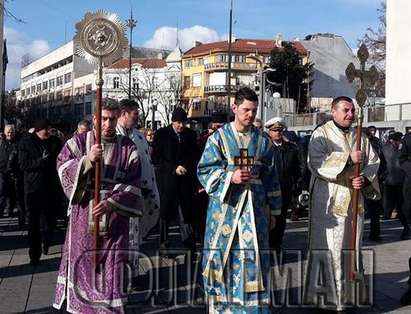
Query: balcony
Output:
[[204, 62, 257, 72], [204, 85, 238, 94]]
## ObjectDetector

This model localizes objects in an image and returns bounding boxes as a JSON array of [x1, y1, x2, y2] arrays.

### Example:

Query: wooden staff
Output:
[[93, 58, 103, 271], [349, 108, 364, 281], [345, 44, 378, 281]]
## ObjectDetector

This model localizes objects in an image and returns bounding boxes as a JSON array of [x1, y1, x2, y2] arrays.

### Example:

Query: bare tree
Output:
[[359, 1, 386, 97], [155, 70, 181, 126], [113, 65, 181, 127]]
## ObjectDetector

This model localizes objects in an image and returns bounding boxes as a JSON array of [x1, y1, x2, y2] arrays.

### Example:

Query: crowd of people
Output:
[[0, 87, 410, 313]]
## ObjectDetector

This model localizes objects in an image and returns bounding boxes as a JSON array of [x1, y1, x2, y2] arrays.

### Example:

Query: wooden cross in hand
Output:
[[234, 148, 254, 171]]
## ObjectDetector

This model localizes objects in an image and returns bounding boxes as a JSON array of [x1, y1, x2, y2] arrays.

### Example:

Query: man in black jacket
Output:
[[152, 107, 198, 249], [0, 125, 19, 218], [265, 117, 304, 251], [399, 132, 411, 239], [18, 119, 62, 265]]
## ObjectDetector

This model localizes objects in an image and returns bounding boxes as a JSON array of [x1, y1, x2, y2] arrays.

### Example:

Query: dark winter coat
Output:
[[151, 125, 198, 222]]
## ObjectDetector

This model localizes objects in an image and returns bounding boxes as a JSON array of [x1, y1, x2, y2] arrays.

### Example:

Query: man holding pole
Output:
[[53, 100, 143, 313], [304, 96, 380, 312]]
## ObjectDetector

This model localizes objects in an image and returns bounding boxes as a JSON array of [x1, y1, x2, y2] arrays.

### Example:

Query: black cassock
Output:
[[152, 125, 198, 241]]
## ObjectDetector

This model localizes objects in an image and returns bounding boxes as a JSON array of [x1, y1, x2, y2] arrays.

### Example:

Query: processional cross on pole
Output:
[[345, 43, 378, 281], [74, 11, 127, 272]]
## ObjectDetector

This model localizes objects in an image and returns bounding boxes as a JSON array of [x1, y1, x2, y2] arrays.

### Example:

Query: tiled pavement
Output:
[[1, 216, 411, 313]]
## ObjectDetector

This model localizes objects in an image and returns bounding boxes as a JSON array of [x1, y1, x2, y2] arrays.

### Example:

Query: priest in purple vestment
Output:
[[53, 100, 143, 314]]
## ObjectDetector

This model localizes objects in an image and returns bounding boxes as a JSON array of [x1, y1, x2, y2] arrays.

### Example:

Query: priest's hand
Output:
[[93, 200, 112, 217], [350, 150, 363, 164], [88, 144, 103, 163], [352, 175, 365, 190], [176, 165, 187, 176], [231, 168, 250, 184]]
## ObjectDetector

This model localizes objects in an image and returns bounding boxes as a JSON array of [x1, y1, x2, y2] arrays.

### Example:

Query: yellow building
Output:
[[181, 38, 308, 119]]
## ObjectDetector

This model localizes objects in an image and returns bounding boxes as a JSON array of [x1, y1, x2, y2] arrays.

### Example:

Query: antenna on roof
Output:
[[176, 17, 180, 49]]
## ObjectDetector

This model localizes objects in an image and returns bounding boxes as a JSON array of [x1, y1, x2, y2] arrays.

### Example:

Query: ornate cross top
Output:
[[234, 148, 254, 171], [345, 43, 379, 108]]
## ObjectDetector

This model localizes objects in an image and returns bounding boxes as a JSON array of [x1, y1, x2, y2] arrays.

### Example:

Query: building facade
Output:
[[103, 46, 181, 129], [16, 41, 179, 130], [17, 41, 95, 128], [181, 38, 307, 119]]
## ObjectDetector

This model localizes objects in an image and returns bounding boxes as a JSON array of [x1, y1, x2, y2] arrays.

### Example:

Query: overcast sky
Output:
[[3, 0, 382, 90]]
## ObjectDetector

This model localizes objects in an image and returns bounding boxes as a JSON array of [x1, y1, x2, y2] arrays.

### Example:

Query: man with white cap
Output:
[[265, 117, 303, 251]]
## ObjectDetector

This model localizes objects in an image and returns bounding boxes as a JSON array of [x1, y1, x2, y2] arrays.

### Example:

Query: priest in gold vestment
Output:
[[304, 96, 380, 312]]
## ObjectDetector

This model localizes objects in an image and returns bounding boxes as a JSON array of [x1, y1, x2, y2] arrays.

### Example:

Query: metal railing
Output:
[[204, 85, 238, 93], [204, 62, 256, 71], [286, 103, 411, 128]]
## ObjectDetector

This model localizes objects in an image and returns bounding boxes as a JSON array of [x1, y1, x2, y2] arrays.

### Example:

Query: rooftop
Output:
[[183, 38, 307, 58]]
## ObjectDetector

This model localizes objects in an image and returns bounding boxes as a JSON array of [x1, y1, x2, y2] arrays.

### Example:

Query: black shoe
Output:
[[401, 228, 410, 240], [368, 235, 382, 242], [30, 258, 40, 266], [401, 288, 411, 305]]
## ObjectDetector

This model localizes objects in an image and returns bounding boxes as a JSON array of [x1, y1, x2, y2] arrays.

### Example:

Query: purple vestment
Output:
[[53, 131, 143, 314]]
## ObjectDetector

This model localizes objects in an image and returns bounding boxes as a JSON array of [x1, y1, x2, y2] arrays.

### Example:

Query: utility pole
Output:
[[226, 0, 233, 118], [0, 0, 4, 130], [126, 9, 137, 100]]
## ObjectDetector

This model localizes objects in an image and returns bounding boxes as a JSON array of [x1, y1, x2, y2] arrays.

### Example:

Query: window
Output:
[[184, 60, 193, 68], [233, 55, 246, 63], [26, 88, 30, 96], [31, 86, 36, 94], [216, 54, 228, 63], [49, 93, 55, 101], [36, 83, 41, 92], [113, 77, 120, 89], [192, 73, 202, 87], [64, 72, 72, 84], [85, 102, 92, 115], [56, 90, 63, 100], [49, 78, 55, 89], [57, 76, 63, 86], [42, 81, 48, 90], [197, 58, 204, 66], [183, 76, 191, 89], [86, 84, 92, 94], [132, 78, 139, 90], [21, 90, 26, 97]]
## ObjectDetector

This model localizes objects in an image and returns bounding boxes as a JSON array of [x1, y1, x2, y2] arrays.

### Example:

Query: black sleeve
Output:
[[18, 139, 46, 172], [399, 134, 411, 175], [151, 129, 177, 174]]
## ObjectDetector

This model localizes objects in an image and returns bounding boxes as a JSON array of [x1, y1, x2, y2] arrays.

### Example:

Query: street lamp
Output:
[[246, 54, 276, 122], [126, 10, 137, 100], [151, 99, 158, 131]]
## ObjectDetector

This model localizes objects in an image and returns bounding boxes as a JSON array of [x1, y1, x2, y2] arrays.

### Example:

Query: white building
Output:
[[300, 33, 359, 112], [386, 0, 411, 121], [17, 41, 95, 125], [103, 46, 182, 129], [16, 40, 180, 129]]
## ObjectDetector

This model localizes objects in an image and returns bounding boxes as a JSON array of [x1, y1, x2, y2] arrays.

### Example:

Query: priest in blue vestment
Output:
[[198, 87, 282, 313]]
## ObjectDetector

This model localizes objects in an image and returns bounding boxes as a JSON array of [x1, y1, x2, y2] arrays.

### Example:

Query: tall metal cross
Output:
[[345, 43, 379, 110], [234, 148, 254, 171]]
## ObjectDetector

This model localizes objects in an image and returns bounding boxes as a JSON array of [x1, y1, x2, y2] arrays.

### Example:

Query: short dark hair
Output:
[[78, 119, 90, 128], [331, 96, 353, 109], [368, 125, 377, 132], [119, 99, 139, 112], [234, 86, 258, 106], [102, 98, 120, 111]]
